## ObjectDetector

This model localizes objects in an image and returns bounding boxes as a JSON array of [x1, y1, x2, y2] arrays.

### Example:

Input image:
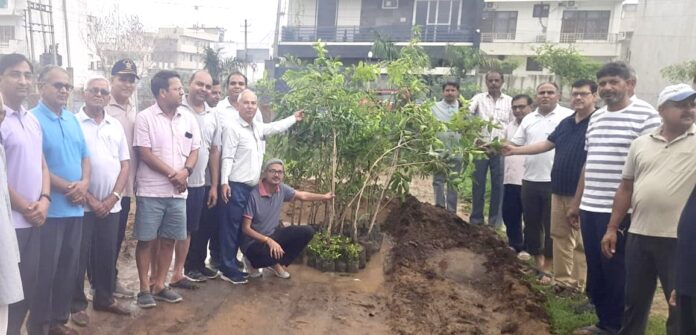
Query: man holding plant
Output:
[[241, 159, 333, 278]]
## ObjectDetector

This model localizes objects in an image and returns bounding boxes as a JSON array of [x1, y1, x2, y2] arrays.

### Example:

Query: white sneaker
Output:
[[266, 266, 291, 279], [517, 251, 532, 261], [243, 257, 263, 278]]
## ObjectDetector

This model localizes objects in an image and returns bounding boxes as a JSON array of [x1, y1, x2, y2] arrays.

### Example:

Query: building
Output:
[[0, 0, 28, 57], [151, 27, 223, 73]]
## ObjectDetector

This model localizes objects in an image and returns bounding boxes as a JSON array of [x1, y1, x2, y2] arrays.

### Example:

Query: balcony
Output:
[[281, 25, 476, 44], [559, 32, 616, 43]]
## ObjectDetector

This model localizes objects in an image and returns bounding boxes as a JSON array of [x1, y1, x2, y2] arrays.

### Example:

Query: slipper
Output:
[[169, 278, 200, 290], [536, 270, 553, 286]]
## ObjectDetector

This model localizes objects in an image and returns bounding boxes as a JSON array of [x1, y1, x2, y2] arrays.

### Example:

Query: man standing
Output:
[[674, 173, 696, 334], [206, 78, 222, 108], [0, 54, 50, 335], [501, 94, 532, 254], [105, 59, 139, 299], [30, 66, 90, 335], [133, 71, 200, 308], [71, 76, 132, 324], [242, 159, 333, 278], [218, 90, 301, 284], [504, 80, 597, 290], [569, 62, 660, 335], [600, 84, 696, 335], [469, 71, 512, 227], [431, 81, 462, 213], [510, 82, 573, 284]]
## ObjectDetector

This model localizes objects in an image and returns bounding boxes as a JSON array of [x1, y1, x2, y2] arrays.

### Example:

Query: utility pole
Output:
[[61, 0, 71, 67], [241, 19, 250, 77], [26, 0, 57, 64], [272, 0, 282, 59]]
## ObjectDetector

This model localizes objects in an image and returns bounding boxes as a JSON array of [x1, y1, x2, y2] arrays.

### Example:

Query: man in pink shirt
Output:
[[133, 70, 200, 308]]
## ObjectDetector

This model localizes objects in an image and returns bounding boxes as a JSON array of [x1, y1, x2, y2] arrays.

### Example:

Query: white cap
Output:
[[657, 83, 696, 108]]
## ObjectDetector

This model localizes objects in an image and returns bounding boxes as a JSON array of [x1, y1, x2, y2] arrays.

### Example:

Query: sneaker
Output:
[[153, 287, 183, 303], [114, 281, 135, 299], [200, 267, 220, 279], [517, 251, 532, 261], [266, 266, 291, 279], [184, 270, 208, 282], [220, 273, 249, 285], [242, 257, 262, 278], [70, 310, 89, 327], [208, 259, 221, 271], [137, 292, 157, 309]]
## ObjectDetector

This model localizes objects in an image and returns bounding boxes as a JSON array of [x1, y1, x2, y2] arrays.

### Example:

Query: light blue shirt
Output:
[[32, 101, 90, 218]]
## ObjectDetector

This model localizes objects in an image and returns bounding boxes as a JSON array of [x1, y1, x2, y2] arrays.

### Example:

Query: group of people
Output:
[[431, 63, 696, 335], [0, 53, 333, 335]]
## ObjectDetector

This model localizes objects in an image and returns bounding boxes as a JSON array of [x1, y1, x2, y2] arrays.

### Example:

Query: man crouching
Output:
[[241, 159, 333, 278]]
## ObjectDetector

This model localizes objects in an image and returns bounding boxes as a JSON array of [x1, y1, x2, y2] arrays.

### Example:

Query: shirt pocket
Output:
[[669, 151, 696, 174]]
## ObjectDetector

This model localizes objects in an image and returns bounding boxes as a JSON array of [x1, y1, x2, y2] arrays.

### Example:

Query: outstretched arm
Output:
[[502, 140, 555, 156], [294, 191, 334, 202]]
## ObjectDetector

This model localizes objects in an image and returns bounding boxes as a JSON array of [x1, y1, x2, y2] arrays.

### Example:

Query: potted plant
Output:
[[358, 244, 367, 269], [345, 242, 360, 273]]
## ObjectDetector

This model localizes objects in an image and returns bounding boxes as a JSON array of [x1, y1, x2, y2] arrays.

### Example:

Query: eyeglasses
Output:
[[228, 81, 245, 86], [571, 92, 593, 98], [86, 87, 110, 96], [512, 105, 528, 110], [117, 76, 136, 83], [268, 169, 285, 175], [51, 82, 73, 91]]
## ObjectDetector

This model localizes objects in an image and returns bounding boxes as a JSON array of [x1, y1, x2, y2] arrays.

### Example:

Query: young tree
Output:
[[534, 44, 600, 88], [661, 60, 696, 83]]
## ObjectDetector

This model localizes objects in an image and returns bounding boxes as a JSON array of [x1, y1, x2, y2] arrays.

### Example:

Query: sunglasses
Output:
[[51, 82, 73, 91], [86, 87, 110, 96]]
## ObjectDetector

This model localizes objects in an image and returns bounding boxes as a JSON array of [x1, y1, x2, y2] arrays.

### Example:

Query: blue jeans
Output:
[[502, 184, 524, 252], [470, 155, 504, 226], [218, 182, 253, 277], [432, 157, 463, 213], [580, 210, 629, 334]]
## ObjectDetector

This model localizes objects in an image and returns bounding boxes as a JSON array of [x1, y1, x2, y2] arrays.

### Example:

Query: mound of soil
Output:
[[383, 196, 550, 335]]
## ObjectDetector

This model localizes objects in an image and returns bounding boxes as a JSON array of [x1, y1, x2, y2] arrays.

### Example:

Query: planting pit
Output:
[[79, 196, 550, 334]]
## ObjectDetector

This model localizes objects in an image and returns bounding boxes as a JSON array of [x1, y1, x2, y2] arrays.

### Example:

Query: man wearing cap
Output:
[[105, 58, 139, 299], [600, 84, 696, 335], [242, 159, 332, 279], [70, 76, 131, 325]]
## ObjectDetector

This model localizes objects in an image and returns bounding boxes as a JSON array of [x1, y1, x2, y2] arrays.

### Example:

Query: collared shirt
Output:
[[432, 100, 461, 149], [511, 105, 574, 182], [32, 101, 90, 218], [503, 120, 524, 185], [241, 181, 296, 252], [1, 105, 43, 229], [105, 96, 137, 197], [77, 109, 130, 213], [181, 96, 218, 187], [220, 113, 296, 186], [0, 143, 23, 305], [469, 92, 513, 141], [133, 103, 201, 199], [580, 101, 660, 213], [547, 112, 593, 196], [622, 125, 696, 238]]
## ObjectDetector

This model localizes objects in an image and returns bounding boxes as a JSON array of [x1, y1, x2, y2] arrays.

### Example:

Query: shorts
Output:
[[186, 186, 207, 233], [134, 197, 187, 241]]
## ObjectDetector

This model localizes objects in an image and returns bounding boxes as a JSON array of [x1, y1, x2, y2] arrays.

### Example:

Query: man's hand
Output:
[[221, 184, 231, 204], [266, 238, 285, 260], [501, 144, 516, 156], [566, 205, 580, 229], [294, 110, 305, 122], [323, 192, 335, 201], [669, 290, 677, 307], [24, 199, 49, 226], [87, 196, 106, 217], [207, 187, 218, 208], [168, 169, 188, 187], [96, 195, 118, 218], [601, 228, 618, 259], [66, 180, 89, 204]]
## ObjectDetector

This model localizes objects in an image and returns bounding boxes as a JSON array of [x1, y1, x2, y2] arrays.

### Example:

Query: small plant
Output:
[[344, 243, 361, 261]]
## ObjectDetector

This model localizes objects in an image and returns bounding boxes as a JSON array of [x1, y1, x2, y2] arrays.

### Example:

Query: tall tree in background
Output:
[[534, 44, 599, 89], [661, 60, 696, 83], [202, 46, 223, 81]]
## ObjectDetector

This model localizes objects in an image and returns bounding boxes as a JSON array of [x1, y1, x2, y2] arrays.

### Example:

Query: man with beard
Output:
[[569, 62, 660, 335]]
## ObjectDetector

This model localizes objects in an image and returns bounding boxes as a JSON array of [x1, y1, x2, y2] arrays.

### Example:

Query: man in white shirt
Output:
[[510, 82, 573, 283], [431, 81, 462, 213], [469, 71, 512, 227]]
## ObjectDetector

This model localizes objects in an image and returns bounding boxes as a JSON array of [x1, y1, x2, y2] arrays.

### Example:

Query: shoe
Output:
[[184, 270, 208, 282], [517, 251, 532, 261], [201, 267, 220, 279], [169, 278, 200, 290], [220, 273, 249, 285], [136, 292, 157, 309], [243, 257, 262, 278], [48, 324, 79, 335], [153, 287, 183, 303], [208, 259, 221, 271], [94, 301, 132, 316], [114, 281, 135, 299], [70, 310, 89, 327], [266, 266, 291, 279], [572, 325, 613, 335]]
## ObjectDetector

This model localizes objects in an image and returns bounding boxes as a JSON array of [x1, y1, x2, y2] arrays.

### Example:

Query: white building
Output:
[[0, 0, 28, 57], [151, 27, 222, 73]]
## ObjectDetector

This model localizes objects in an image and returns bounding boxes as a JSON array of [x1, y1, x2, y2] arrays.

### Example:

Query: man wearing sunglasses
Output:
[[104, 59, 139, 300], [30, 66, 90, 335]]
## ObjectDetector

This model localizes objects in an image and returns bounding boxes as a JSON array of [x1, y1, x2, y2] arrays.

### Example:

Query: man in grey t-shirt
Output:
[[241, 159, 333, 279]]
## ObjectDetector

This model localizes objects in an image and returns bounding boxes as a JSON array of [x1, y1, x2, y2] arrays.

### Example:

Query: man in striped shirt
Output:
[[569, 62, 660, 335]]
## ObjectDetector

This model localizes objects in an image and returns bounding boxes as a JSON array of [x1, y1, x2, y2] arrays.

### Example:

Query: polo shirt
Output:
[[622, 125, 696, 238], [77, 109, 130, 213], [547, 112, 593, 196], [510, 104, 574, 182], [580, 101, 660, 213], [469, 92, 513, 142], [241, 182, 296, 252], [105, 97, 137, 198], [677, 185, 696, 297], [181, 96, 219, 187], [133, 103, 201, 199], [32, 101, 90, 218], [1, 105, 43, 228]]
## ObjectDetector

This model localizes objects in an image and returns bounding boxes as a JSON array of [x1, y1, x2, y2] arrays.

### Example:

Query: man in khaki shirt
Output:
[[602, 84, 696, 335]]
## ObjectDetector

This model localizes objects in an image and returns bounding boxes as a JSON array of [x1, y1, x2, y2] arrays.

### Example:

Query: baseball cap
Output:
[[111, 59, 140, 79], [657, 83, 696, 108]]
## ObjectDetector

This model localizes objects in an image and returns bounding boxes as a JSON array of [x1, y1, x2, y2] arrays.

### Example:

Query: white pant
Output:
[[0, 304, 8, 334]]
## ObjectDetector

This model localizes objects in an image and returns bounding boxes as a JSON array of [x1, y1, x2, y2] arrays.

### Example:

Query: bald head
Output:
[[237, 89, 258, 123], [188, 70, 213, 107]]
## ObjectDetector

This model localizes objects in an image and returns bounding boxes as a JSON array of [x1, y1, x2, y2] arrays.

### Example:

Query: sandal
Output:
[[536, 270, 553, 286], [169, 278, 200, 290]]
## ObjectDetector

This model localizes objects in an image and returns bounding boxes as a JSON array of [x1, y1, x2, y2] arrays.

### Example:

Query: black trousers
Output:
[[502, 184, 524, 252], [619, 234, 678, 335], [7, 227, 42, 335], [72, 213, 120, 312], [679, 294, 696, 335], [27, 217, 82, 335], [521, 180, 552, 258], [245, 225, 315, 269], [115, 196, 131, 280], [185, 186, 218, 272]]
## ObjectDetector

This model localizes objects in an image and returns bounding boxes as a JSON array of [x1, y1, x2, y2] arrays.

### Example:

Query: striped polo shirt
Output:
[[580, 101, 660, 213]]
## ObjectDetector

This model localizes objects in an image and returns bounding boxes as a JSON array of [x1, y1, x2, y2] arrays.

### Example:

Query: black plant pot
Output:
[[348, 260, 359, 273], [335, 260, 347, 273]]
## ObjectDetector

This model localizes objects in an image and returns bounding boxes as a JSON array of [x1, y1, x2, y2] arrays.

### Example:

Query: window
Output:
[[561, 10, 610, 42], [0, 26, 14, 46], [414, 0, 456, 26], [481, 11, 518, 41], [532, 4, 549, 18], [526, 57, 543, 72], [382, 0, 398, 9]]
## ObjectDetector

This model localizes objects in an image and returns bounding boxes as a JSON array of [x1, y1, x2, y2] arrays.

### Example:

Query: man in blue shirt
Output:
[[29, 66, 90, 335]]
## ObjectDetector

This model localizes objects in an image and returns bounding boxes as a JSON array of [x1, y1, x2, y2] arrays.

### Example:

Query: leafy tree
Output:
[[534, 44, 600, 87], [661, 60, 696, 83], [202, 46, 223, 81], [371, 33, 399, 61]]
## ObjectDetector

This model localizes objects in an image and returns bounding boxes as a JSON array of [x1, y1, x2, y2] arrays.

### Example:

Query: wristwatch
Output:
[[184, 166, 193, 176], [39, 193, 52, 202], [112, 192, 122, 201]]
